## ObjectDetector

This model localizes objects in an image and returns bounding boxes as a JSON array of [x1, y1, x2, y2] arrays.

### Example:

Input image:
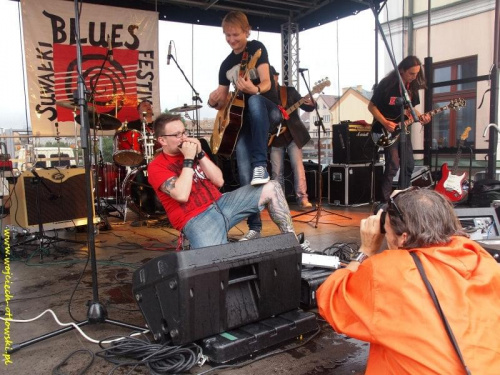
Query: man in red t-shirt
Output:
[[148, 113, 306, 250]]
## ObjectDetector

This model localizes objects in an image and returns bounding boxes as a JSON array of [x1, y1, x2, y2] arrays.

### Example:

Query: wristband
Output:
[[207, 101, 216, 108], [183, 159, 194, 169], [197, 150, 206, 160], [256, 85, 261, 95], [354, 252, 369, 264]]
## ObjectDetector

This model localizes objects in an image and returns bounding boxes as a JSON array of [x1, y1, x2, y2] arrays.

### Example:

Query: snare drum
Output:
[[122, 166, 165, 216], [94, 163, 126, 200], [113, 129, 144, 166]]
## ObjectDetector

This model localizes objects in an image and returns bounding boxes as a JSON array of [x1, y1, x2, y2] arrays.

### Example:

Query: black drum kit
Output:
[[56, 100, 202, 222]]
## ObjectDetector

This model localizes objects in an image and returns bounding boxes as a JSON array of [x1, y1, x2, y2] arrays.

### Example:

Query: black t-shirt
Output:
[[218, 40, 279, 104], [370, 75, 420, 124]]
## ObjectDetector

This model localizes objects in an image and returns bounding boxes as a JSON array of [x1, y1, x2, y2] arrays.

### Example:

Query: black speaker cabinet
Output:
[[132, 233, 302, 345], [332, 122, 374, 164], [10, 168, 94, 231]]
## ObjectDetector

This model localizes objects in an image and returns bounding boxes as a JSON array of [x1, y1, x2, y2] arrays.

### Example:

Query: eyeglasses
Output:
[[159, 130, 189, 139], [379, 186, 419, 234]]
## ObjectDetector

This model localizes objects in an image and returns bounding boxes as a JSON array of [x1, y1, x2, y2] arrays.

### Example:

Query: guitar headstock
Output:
[[449, 98, 466, 110], [311, 78, 331, 95]]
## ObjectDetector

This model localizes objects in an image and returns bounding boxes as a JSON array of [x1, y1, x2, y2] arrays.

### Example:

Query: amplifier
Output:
[[10, 168, 95, 231], [332, 122, 374, 164]]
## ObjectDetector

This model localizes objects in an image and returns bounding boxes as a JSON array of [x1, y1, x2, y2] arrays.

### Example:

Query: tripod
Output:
[[293, 70, 351, 227], [8, 0, 143, 353]]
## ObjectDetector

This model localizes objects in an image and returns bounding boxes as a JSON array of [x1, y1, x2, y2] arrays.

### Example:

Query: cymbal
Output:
[[170, 104, 202, 113], [56, 101, 95, 111], [56, 100, 78, 110], [75, 113, 122, 131]]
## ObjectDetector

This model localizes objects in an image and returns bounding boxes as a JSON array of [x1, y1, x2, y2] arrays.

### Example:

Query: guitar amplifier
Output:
[[10, 168, 95, 231], [332, 122, 374, 164]]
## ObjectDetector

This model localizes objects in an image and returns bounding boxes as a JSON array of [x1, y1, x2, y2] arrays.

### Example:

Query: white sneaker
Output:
[[300, 239, 313, 253], [239, 230, 261, 241], [250, 166, 270, 186]]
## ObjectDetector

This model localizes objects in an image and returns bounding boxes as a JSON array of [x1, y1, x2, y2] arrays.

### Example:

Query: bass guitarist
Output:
[[368, 55, 431, 203], [208, 11, 282, 241], [269, 66, 316, 209]]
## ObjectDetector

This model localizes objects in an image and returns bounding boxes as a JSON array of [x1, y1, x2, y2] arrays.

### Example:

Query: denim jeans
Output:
[[381, 138, 414, 202], [235, 95, 282, 232], [270, 141, 308, 202], [183, 184, 265, 249]]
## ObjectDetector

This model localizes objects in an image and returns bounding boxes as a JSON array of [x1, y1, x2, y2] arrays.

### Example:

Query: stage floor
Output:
[[2, 201, 375, 374]]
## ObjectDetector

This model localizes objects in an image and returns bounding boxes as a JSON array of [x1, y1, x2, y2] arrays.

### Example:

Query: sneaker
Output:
[[239, 230, 261, 241], [299, 199, 313, 209], [250, 166, 270, 186], [300, 239, 314, 253], [297, 232, 314, 252]]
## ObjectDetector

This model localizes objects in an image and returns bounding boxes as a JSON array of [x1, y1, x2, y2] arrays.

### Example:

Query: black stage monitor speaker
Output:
[[132, 233, 302, 345], [10, 168, 95, 231], [332, 122, 374, 164]]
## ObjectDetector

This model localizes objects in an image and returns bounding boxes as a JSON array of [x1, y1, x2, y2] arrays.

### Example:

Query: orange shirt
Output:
[[317, 236, 500, 374]]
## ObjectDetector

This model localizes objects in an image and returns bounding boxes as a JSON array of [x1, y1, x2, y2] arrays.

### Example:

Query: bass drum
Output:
[[122, 166, 165, 216]]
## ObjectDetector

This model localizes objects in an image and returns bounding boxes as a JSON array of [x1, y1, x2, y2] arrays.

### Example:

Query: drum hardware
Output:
[[170, 104, 203, 113]]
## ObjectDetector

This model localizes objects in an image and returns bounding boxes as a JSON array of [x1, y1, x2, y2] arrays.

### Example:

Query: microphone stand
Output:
[[168, 52, 203, 137], [8, 0, 143, 354], [368, 0, 420, 189], [293, 70, 351, 227]]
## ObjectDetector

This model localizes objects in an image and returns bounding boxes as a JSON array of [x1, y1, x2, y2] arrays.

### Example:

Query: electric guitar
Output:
[[371, 98, 466, 148], [268, 78, 331, 146], [435, 127, 472, 202], [211, 49, 262, 157]]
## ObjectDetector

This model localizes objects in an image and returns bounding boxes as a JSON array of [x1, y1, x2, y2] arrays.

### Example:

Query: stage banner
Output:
[[21, 0, 159, 136]]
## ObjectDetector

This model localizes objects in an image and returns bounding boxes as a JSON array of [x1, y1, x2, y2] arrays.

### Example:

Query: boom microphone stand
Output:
[[293, 69, 351, 227], [8, 0, 142, 353], [167, 43, 203, 137]]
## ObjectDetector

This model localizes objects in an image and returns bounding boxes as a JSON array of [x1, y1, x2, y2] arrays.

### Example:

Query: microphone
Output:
[[30, 167, 41, 179], [298, 68, 308, 73], [107, 35, 113, 62], [142, 111, 147, 118], [167, 41, 172, 65]]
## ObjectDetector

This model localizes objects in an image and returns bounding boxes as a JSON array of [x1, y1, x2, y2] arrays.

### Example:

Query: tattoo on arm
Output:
[[160, 177, 178, 195]]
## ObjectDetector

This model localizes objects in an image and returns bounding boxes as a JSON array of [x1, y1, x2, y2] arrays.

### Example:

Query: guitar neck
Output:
[[286, 97, 308, 115], [403, 105, 449, 127]]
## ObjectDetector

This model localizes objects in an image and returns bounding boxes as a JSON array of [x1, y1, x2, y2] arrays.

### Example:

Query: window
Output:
[[432, 56, 477, 148], [323, 115, 331, 123]]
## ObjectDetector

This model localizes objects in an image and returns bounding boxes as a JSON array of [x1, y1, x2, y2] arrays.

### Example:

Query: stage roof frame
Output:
[[13, 0, 385, 33]]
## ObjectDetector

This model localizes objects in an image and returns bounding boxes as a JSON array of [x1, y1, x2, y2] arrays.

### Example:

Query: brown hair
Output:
[[153, 113, 182, 138], [389, 189, 467, 248], [383, 55, 427, 99], [222, 11, 251, 34]]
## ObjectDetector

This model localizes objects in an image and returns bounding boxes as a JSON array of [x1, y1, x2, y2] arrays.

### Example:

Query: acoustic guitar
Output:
[[435, 127, 472, 202], [210, 49, 262, 157], [371, 98, 466, 148]]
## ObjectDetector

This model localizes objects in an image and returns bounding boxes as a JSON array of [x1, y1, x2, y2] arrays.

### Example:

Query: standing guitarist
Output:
[[368, 56, 431, 203], [269, 66, 316, 209], [208, 11, 281, 241]]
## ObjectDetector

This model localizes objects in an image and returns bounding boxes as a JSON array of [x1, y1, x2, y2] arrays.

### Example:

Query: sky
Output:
[[0, 0, 378, 130]]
